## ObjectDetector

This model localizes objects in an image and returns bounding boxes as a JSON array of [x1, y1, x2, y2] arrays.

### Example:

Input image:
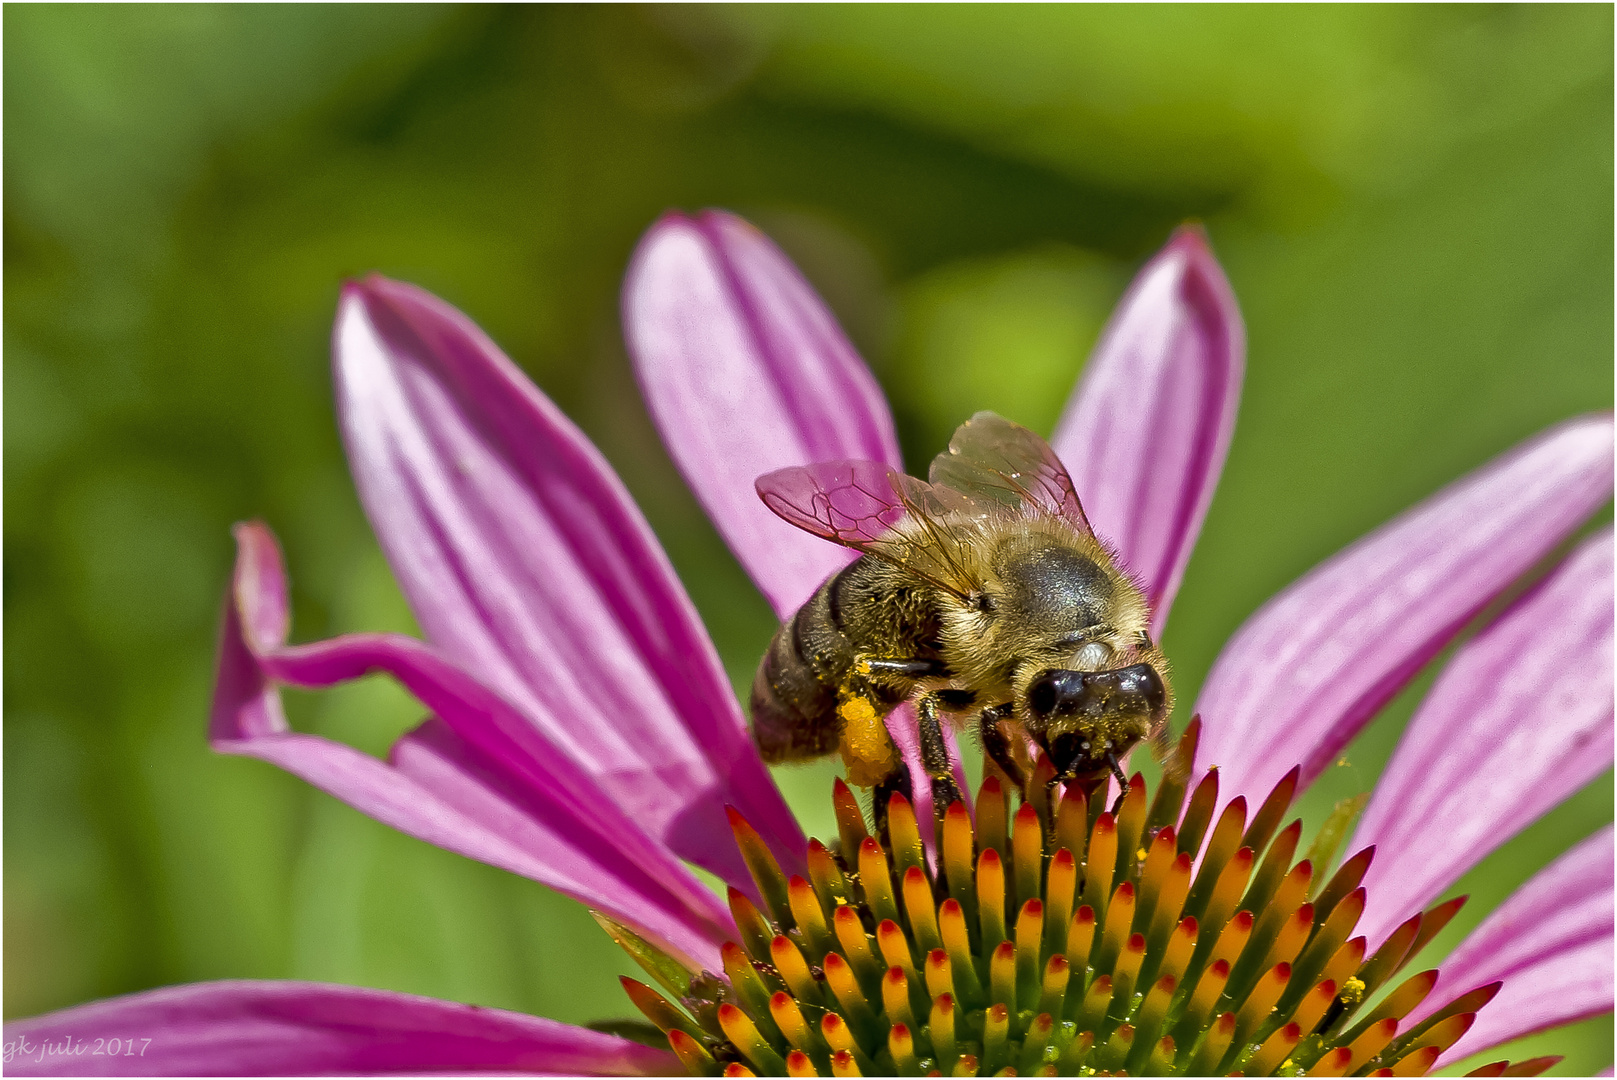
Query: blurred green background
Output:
[[5, 5, 1611, 1073]]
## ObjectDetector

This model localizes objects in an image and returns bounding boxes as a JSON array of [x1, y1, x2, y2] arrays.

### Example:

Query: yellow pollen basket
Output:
[[837, 696, 896, 787]]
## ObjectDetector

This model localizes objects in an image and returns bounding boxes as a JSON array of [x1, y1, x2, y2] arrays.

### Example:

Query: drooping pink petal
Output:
[[624, 209, 902, 619], [1353, 530, 1613, 945], [212, 523, 731, 971], [1051, 226, 1244, 638], [1411, 828, 1614, 1066], [1195, 414, 1614, 804], [1, 980, 676, 1076], [335, 276, 803, 883]]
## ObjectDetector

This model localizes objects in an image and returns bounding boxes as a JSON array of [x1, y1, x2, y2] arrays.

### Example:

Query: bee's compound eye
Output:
[[1029, 679, 1056, 718], [1072, 641, 1113, 670], [1027, 669, 1086, 721]]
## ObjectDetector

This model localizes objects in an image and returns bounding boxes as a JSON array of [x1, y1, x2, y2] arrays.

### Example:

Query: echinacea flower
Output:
[[5, 211, 1610, 1077]]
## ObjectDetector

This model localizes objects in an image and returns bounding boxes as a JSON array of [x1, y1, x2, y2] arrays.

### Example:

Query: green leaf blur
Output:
[[5, 7, 1610, 1074]]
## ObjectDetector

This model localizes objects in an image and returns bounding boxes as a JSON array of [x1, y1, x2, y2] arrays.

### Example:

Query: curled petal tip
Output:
[[698, 206, 759, 232], [212, 533, 736, 967], [228, 521, 290, 656], [651, 208, 696, 230], [340, 272, 410, 310], [340, 274, 374, 297], [1167, 220, 1212, 251]]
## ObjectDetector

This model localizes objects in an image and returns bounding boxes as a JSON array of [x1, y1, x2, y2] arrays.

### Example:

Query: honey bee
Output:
[[750, 412, 1175, 818]]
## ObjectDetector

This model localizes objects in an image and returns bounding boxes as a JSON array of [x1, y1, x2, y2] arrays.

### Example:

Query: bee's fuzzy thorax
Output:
[[935, 515, 1152, 694]]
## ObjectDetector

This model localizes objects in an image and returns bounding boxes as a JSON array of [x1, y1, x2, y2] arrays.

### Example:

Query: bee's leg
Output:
[[1105, 751, 1130, 815], [858, 657, 948, 680], [1042, 772, 1065, 836], [978, 703, 1026, 794], [915, 692, 962, 824]]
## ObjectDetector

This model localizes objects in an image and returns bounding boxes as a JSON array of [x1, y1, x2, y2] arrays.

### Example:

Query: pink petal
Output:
[[335, 276, 803, 883], [1050, 225, 1244, 638], [1414, 828, 1614, 1066], [213, 523, 731, 971], [1, 980, 676, 1076], [1195, 414, 1614, 805], [625, 211, 969, 820], [623, 209, 902, 619], [1354, 530, 1614, 945]]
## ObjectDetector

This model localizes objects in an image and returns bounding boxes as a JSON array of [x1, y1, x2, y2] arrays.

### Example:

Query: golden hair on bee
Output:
[[749, 411, 1174, 821]]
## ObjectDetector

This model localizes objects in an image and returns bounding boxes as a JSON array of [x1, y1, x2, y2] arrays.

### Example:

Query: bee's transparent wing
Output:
[[756, 459, 909, 546], [756, 460, 988, 599], [929, 411, 1094, 536]]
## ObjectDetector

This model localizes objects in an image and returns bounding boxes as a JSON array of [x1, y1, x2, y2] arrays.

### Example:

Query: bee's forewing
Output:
[[930, 411, 1095, 536], [757, 460, 989, 598], [755, 459, 911, 547]]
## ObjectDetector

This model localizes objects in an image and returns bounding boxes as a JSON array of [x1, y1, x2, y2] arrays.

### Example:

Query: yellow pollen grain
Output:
[[839, 696, 875, 727], [838, 697, 895, 787], [1340, 975, 1366, 1004]]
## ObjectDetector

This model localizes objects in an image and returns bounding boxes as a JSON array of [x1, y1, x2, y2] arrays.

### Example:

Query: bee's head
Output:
[[1022, 663, 1167, 779]]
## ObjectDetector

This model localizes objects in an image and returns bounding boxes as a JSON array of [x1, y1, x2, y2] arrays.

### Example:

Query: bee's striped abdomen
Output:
[[749, 564, 856, 763]]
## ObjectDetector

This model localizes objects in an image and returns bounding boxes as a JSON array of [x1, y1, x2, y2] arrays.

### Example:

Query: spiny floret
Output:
[[610, 722, 1555, 1078]]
